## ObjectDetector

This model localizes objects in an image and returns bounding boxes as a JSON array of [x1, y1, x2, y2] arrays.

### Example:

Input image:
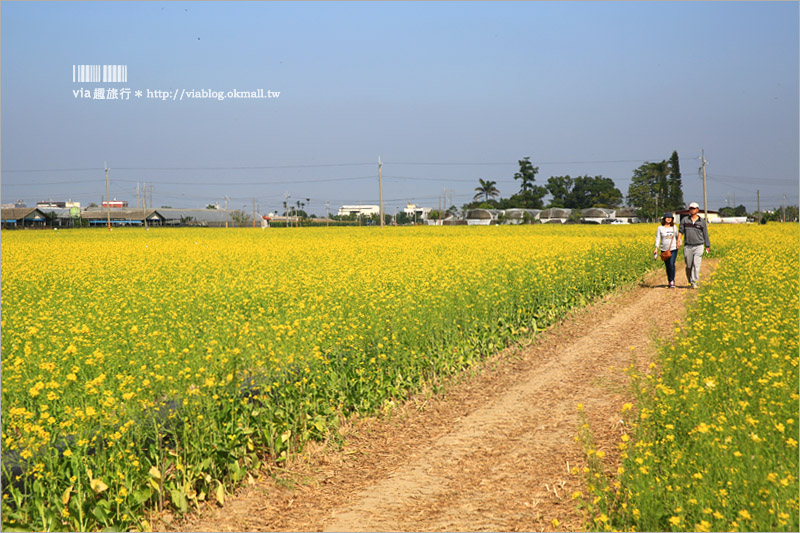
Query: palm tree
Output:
[[474, 179, 500, 202]]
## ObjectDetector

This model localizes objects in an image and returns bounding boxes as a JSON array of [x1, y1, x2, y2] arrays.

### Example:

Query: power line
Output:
[[2, 175, 377, 187], [706, 173, 796, 184], [2, 163, 374, 173], [1, 168, 102, 173], [1, 156, 703, 173], [383, 157, 700, 166], [2, 179, 108, 186]]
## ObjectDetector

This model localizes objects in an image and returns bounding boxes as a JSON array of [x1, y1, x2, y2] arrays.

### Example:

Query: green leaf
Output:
[[92, 504, 109, 524], [170, 488, 188, 513], [133, 487, 153, 505]]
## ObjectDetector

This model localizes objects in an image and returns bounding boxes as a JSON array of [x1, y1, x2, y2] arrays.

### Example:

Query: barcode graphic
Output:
[[73, 65, 127, 83]]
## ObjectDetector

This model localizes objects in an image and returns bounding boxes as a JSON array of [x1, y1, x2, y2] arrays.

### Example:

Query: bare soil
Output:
[[168, 263, 717, 532]]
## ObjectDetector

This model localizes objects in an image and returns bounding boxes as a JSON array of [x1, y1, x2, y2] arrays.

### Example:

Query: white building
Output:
[[338, 205, 380, 217], [403, 203, 431, 222], [35, 199, 82, 209], [464, 208, 502, 225], [539, 208, 572, 224], [580, 208, 615, 224]]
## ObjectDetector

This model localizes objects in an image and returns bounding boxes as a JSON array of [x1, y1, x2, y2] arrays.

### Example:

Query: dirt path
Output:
[[173, 263, 716, 532]]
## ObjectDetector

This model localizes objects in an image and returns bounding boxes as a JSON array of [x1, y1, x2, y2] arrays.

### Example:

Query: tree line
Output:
[[464, 151, 686, 220]]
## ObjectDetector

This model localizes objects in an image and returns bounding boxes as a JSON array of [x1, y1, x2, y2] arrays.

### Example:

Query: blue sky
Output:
[[2, 1, 798, 214]]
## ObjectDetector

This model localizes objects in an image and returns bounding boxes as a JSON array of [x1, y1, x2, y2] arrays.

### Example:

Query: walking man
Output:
[[679, 202, 711, 288]]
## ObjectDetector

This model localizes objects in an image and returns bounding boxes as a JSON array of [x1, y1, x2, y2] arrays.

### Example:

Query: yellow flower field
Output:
[[2, 224, 661, 530], [580, 223, 799, 532]]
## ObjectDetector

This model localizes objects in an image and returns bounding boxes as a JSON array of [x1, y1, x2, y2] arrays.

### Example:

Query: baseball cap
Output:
[[663, 212, 673, 219], [688, 202, 700, 209]]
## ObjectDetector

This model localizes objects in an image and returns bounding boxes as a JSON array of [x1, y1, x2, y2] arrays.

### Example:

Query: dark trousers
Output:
[[663, 249, 677, 283]]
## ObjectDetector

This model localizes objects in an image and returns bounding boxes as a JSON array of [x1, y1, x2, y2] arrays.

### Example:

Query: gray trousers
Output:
[[684, 244, 704, 285]]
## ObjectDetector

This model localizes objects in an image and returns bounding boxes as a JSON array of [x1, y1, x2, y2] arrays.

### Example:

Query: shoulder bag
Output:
[[660, 227, 676, 261]]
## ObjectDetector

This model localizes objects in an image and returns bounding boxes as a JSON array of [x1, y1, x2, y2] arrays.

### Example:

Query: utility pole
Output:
[[757, 189, 761, 225], [143, 187, 149, 230], [783, 193, 787, 222], [143, 181, 149, 229], [149, 183, 153, 211], [224, 196, 229, 228], [378, 156, 384, 228], [104, 162, 111, 230], [284, 191, 290, 229], [252, 198, 256, 228], [701, 150, 709, 221], [325, 201, 330, 227]]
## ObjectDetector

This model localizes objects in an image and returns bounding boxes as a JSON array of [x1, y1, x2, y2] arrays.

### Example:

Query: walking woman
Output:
[[654, 212, 681, 288]]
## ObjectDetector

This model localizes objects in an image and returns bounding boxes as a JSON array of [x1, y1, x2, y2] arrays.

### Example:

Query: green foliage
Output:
[[756, 206, 799, 223], [546, 175, 622, 209], [627, 160, 670, 221], [513, 157, 547, 208], [229, 210, 250, 227], [718, 205, 748, 217], [1, 226, 660, 530], [667, 151, 684, 210], [627, 152, 685, 220], [474, 179, 500, 202], [514, 157, 539, 192], [546, 176, 573, 207], [579, 225, 799, 532]]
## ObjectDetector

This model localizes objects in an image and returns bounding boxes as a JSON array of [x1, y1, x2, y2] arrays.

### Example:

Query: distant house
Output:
[[403, 203, 431, 222], [581, 208, 615, 224], [539, 208, 572, 224], [37, 207, 82, 227], [465, 209, 503, 225], [101, 199, 129, 208], [674, 208, 721, 223], [82, 208, 164, 226], [338, 205, 380, 217], [715, 216, 749, 224], [504, 209, 540, 224], [1, 207, 47, 228], [613, 207, 641, 224], [37, 200, 81, 209], [442, 214, 467, 226], [158, 208, 239, 227]]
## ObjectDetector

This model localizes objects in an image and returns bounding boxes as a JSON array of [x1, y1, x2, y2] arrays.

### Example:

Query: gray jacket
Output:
[[679, 216, 711, 247]]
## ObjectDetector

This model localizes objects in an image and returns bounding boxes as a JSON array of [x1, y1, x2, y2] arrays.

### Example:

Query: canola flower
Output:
[[3, 224, 659, 530], [579, 223, 799, 532]]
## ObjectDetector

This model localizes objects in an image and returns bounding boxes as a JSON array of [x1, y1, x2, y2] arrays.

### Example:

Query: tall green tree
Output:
[[627, 160, 669, 221], [667, 150, 684, 210], [546, 175, 622, 209], [566, 175, 623, 209], [514, 157, 539, 192], [513, 157, 547, 208], [546, 176, 573, 207], [473, 178, 500, 202]]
